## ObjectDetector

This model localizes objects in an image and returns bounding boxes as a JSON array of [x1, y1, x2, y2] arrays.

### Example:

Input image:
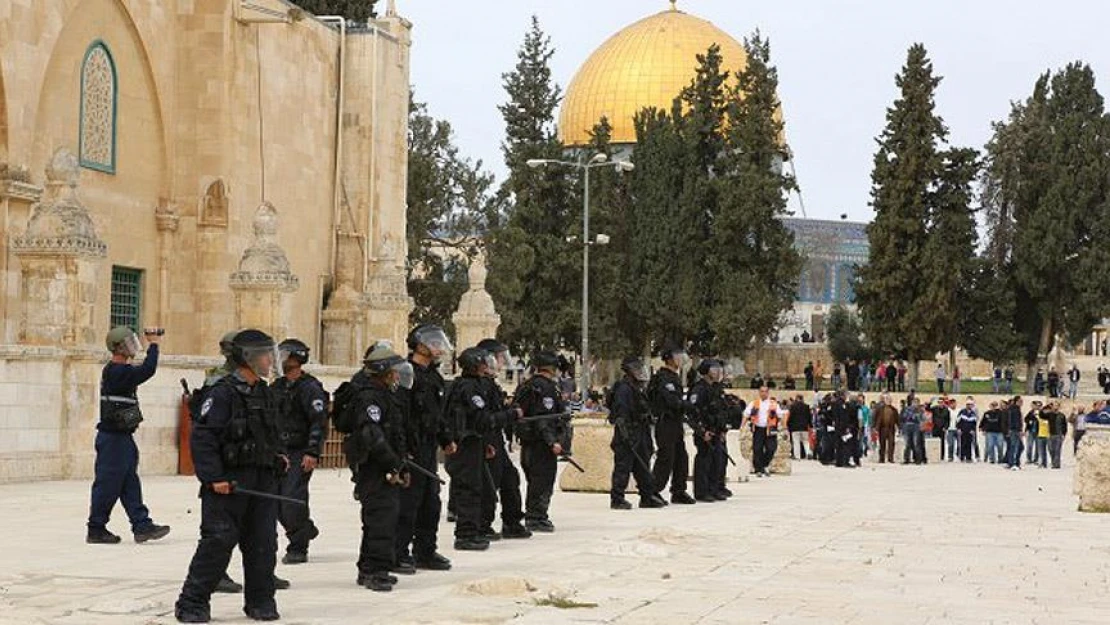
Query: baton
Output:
[[558, 454, 586, 473], [403, 459, 446, 485], [518, 412, 574, 423], [180, 378, 191, 395], [618, 423, 653, 475], [227, 482, 307, 507]]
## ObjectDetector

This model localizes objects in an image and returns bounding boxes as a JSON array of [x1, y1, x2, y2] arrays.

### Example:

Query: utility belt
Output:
[[279, 429, 309, 451], [99, 395, 144, 431]]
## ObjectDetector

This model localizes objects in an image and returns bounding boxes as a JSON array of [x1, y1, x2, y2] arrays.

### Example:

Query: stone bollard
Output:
[[558, 414, 614, 493], [738, 428, 792, 475], [1075, 424, 1110, 513]]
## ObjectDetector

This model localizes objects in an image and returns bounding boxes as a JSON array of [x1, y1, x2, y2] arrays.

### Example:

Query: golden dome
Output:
[[559, 6, 749, 146]]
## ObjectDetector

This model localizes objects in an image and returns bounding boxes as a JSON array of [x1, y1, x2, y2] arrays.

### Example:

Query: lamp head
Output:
[[589, 153, 608, 164]]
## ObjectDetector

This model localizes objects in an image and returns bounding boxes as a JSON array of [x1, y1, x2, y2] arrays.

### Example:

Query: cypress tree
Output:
[[485, 17, 579, 353], [855, 44, 948, 385], [708, 33, 803, 355]]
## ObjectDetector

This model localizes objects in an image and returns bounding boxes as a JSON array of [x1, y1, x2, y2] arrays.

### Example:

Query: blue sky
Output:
[[399, 0, 1110, 221]]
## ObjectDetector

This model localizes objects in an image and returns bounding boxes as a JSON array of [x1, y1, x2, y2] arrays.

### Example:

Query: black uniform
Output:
[[649, 368, 689, 498], [687, 378, 727, 500], [272, 372, 329, 559], [609, 377, 658, 503], [479, 376, 525, 534], [514, 374, 567, 530], [176, 373, 284, 618], [347, 378, 406, 583], [832, 398, 859, 467], [395, 360, 445, 566], [445, 374, 518, 542]]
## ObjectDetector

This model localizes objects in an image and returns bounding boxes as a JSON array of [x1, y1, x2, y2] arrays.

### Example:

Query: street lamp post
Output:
[[527, 153, 634, 396]]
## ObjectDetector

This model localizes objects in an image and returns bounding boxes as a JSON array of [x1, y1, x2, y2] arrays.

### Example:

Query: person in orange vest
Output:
[[746, 386, 782, 477]]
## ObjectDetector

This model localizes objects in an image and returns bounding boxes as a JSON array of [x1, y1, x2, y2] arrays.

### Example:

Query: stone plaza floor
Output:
[[1, 451, 1107, 625]]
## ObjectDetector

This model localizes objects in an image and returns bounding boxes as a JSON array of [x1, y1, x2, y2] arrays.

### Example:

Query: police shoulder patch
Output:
[[471, 395, 486, 409], [366, 405, 382, 422], [312, 398, 326, 413], [665, 383, 676, 392], [542, 396, 555, 411], [200, 397, 214, 417], [689, 394, 699, 405]]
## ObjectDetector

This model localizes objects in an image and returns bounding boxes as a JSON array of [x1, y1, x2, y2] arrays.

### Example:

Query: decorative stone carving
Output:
[[154, 198, 179, 233], [11, 148, 107, 347], [229, 202, 298, 339], [199, 179, 228, 227], [229, 201, 298, 292], [453, 254, 500, 351], [79, 43, 116, 171], [12, 149, 107, 258]]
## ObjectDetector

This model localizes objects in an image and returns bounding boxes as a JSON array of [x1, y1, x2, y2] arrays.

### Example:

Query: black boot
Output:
[[86, 529, 122, 545], [281, 551, 307, 565], [414, 552, 453, 570], [359, 572, 395, 592], [610, 499, 633, 510], [243, 605, 280, 621], [454, 537, 490, 551], [638, 496, 666, 509], [174, 603, 210, 623], [134, 524, 171, 544], [671, 492, 697, 505], [273, 575, 291, 590], [215, 574, 242, 594], [391, 557, 416, 575], [501, 523, 533, 539]]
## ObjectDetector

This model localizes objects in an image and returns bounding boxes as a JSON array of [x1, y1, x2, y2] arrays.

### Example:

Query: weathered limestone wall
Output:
[[0, 346, 358, 483]]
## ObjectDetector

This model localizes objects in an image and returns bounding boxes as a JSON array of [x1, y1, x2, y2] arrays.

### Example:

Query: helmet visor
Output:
[[242, 344, 282, 379], [707, 365, 724, 383], [394, 361, 415, 390], [123, 333, 142, 358], [625, 361, 650, 382], [414, 327, 453, 355]]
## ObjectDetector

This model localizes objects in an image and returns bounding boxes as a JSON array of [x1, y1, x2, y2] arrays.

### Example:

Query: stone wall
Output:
[[0, 345, 358, 483], [0, 0, 413, 359]]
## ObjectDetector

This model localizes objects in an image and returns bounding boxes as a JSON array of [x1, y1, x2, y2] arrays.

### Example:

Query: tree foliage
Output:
[[485, 17, 579, 354], [291, 0, 377, 22], [826, 304, 869, 363], [855, 44, 978, 381], [981, 63, 1110, 375], [405, 95, 495, 332]]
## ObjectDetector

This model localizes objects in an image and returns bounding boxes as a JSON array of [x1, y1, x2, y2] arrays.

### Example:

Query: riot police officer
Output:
[[476, 338, 531, 540], [649, 347, 695, 504], [394, 325, 453, 574], [514, 351, 569, 533], [272, 339, 329, 564], [175, 330, 287, 623], [445, 347, 523, 550], [609, 357, 667, 510], [347, 342, 412, 592], [688, 359, 729, 503]]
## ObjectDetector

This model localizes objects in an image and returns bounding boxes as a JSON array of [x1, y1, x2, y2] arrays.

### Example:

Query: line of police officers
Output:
[[171, 325, 572, 623]]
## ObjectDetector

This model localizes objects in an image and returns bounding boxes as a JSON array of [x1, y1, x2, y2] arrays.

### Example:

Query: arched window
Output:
[[79, 41, 117, 173]]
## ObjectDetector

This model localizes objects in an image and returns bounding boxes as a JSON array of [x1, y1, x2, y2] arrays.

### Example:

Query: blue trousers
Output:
[[88, 430, 153, 533]]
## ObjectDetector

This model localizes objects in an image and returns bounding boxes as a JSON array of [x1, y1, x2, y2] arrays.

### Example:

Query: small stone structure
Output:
[[228, 201, 299, 340], [1075, 424, 1110, 512], [11, 148, 106, 347], [453, 254, 500, 350], [738, 427, 792, 475]]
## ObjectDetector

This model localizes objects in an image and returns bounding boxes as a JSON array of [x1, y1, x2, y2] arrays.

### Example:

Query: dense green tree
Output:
[[708, 33, 802, 355], [855, 44, 954, 385], [405, 95, 494, 332], [983, 64, 1110, 387], [485, 17, 579, 354], [826, 304, 869, 363], [291, 0, 377, 22]]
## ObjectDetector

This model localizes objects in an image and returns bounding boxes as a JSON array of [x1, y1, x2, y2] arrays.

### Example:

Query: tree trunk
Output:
[[1029, 317, 1055, 394], [909, 356, 919, 391]]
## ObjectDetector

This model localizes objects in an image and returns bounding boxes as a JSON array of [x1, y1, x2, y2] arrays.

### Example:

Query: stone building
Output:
[[0, 0, 414, 481]]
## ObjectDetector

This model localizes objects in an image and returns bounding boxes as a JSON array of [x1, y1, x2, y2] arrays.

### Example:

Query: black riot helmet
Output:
[[279, 338, 310, 365], [659, 345, 689, 368], [532, 351, 560, 372], [476, 338, 510, 372], [231, 329, 280, 378], [621, 357, 649, 382], [457, 347, 490, 375], [407, 324, 453, 355]]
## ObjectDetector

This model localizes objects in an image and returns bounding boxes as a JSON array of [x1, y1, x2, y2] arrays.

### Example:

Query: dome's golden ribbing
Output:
[[559, 8, 749, 146]]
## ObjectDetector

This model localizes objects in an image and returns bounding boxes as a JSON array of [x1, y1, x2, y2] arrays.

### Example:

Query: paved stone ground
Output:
[[1, 450, 1107, 625]]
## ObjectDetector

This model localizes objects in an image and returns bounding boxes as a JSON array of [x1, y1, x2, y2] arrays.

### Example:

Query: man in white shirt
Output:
[[746, 386, 781, 477]]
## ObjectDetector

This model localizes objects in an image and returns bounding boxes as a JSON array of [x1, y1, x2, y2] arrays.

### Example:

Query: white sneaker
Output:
[[1010, 466, 1019, 472]]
